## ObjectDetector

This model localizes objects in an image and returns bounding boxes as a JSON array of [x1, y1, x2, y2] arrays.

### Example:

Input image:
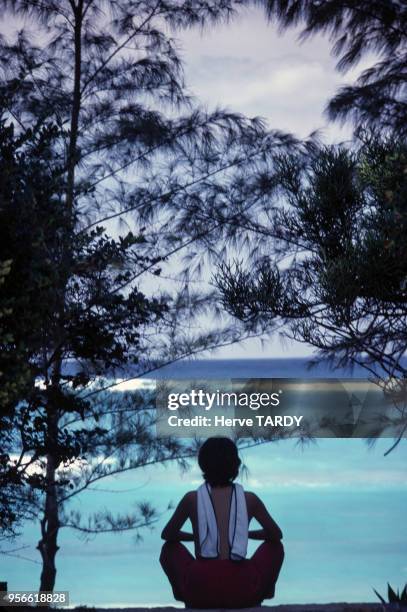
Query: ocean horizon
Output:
[[133, 357, 395, 380]]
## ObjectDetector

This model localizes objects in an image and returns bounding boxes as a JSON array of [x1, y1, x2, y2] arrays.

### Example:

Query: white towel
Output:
[[197, 482, 248, 560]]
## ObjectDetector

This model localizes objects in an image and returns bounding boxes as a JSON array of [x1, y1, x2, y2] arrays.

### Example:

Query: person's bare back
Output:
[[210, 485, 233, 559], [162, 486, 283, 559]]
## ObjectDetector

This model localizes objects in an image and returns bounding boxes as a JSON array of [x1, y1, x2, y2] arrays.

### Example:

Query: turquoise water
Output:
[[2, 359, 407, 607]]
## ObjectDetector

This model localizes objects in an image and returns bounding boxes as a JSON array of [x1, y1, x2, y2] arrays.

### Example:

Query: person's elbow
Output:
[[161, 527, 171, 540], [266, 526, 283, 542], [161, 526, 179, 541], [274, 524, 283, 540]]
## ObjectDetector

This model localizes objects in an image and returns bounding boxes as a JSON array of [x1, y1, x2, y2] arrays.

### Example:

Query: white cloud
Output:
[[179, 6, 355, 141]]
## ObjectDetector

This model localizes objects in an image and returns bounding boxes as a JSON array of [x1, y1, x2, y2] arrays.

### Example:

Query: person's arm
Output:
[[161, 493, 194, 542], [247, 493, 283, 542]]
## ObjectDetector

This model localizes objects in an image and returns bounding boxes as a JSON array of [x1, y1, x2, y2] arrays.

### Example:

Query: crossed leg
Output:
[[160, 539, 284, 605], [250, 539, 285, 599], [159, 541, 194, 602]]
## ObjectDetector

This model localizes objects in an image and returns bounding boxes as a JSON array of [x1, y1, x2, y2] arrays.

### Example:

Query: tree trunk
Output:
[[37, 411, 60, 592], [37, 0, 84, 594]]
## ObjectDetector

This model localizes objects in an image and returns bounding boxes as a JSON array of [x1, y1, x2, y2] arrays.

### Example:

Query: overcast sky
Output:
[[179, 5, 358, 143], [178, 6, 359, 358]]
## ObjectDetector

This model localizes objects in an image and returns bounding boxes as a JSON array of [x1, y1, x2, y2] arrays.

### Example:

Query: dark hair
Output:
[[198, 437, 241, 487]]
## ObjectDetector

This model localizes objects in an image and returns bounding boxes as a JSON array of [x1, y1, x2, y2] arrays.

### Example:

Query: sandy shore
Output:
[[3, 605, 382, 612], [68, 605, 382, 612]]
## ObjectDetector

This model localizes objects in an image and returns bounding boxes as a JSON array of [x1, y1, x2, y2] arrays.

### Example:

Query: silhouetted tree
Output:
[[0, 0, 296, 591], [0, 118, 55, 541], [255, 0, 407, 136], [0, 112, 172, 583], [215, 136, 407, 450]]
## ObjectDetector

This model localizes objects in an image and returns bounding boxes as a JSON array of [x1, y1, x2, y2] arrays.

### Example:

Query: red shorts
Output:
[[160, 540, 284, 608]]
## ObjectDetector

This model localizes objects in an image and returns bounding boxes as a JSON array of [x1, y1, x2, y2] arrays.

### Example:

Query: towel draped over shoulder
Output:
[[197, 482, 248, 560]]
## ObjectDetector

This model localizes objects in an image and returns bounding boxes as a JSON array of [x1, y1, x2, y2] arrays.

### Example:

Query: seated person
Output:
[[160, 436, 284, 608]]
